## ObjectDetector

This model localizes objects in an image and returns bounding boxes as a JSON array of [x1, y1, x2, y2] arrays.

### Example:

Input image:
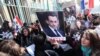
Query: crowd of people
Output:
[[0, 9, 100, 56]]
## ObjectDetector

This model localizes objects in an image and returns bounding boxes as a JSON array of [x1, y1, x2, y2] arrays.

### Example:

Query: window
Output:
[[4, 0, 15, 5]]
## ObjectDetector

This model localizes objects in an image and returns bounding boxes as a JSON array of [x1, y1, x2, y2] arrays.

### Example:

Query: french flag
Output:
[[81, 0, 94, 15], [81, 0, 94, 10], [13, 15, 23, 32]]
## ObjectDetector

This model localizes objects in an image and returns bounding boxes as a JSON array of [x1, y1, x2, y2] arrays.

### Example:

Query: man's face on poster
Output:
[[47, 16, 59, 29]]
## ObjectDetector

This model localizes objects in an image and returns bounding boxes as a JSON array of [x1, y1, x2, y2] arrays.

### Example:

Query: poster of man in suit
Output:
[[36, 11, 66, 40]]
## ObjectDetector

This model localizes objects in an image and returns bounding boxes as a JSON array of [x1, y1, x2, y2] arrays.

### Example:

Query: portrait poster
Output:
[[36, 11, 66, 41]]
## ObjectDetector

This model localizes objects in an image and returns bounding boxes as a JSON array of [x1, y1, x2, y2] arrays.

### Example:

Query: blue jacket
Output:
[[43, 26, 65, 37]]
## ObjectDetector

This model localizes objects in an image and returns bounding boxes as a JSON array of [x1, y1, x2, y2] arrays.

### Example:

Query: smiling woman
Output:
[[75, 29, 100, 56]]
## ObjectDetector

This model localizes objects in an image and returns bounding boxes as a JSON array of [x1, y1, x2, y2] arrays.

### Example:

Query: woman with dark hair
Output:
[[33, 32, 47, 56], [1, 21, 11, 31], [0, 20, 14, 40], [71, 20, 86, 41], [30, 22, 41, 35], [15, 27, 33, 47], [75, 29, 100, 56]]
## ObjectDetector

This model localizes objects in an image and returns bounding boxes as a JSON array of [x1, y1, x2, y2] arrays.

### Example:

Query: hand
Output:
[[48, 39, 60, 48], [53, 41, 60, 49], [20, 47, 26, 54]]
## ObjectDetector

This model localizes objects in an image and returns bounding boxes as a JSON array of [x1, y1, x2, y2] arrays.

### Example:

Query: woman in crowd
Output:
[[71, 20, 85, 41], [66, 19, 85, 49], [33, 32, 47, 56], [0, 20, 14, 40], [15, 27, 33, 47], [90, 16, 100, 29], [0, 40, 28, 56], [75, 29, 100, 56], [30, 22, 41, 35]]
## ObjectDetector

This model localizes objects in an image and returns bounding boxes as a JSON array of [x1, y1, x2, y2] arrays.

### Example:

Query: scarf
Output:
[[81, 46, 92, 56]]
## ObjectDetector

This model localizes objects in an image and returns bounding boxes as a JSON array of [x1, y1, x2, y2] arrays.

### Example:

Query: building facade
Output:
[[0, 0, 61, 25]]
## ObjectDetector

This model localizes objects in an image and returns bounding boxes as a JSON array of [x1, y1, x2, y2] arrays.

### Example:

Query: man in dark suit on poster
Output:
[[43, 12, 65, 37]]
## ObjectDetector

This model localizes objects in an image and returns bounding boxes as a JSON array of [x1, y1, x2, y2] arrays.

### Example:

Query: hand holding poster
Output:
[[36, 11, 66, 41]]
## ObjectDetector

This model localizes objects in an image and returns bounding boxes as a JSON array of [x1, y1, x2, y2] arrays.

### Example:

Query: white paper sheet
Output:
[[26, 44, 35, 56]]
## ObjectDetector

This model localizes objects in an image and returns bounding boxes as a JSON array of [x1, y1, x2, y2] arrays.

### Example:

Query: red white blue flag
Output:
[[81, 0, 94, 10], [13, 15, 23, 32]]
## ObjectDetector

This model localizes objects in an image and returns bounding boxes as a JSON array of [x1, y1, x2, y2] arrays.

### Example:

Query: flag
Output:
[[14, 16, 23, 26], [89, 0, 94, 8], [81, 0, 85, 10], [81, 0, 94, 9], [13, 16, 23, 32], [81, 0, 85, 15], [81, 0, 94, 15]]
